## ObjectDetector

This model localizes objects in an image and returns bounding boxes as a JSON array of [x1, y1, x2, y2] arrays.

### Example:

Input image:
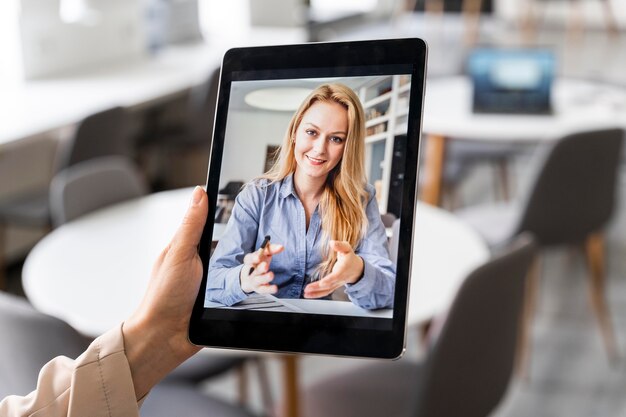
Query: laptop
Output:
[[468, 47, 556, 114]]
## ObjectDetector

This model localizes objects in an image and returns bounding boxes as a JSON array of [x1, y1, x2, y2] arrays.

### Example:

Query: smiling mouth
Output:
[[306, 155, 326, 165]]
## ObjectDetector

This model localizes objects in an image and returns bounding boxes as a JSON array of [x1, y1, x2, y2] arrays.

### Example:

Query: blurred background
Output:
[[1, 1, 626, 416]]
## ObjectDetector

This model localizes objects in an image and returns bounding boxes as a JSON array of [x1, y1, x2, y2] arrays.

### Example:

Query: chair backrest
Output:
[[413, 234, 536, 417], [58, 106, 133, 170], [515, 128, 624, 245], [50, 156, 148, 227], [0, 292, 90, 397], [187, 66, 220, 146], [380, 212, 397, 228]]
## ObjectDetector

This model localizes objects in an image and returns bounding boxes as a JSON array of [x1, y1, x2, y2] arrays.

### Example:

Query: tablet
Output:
[[189, 38, 427, 359]]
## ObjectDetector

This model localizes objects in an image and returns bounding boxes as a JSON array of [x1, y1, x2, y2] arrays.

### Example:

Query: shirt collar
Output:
[[278, 173, 297, 199]]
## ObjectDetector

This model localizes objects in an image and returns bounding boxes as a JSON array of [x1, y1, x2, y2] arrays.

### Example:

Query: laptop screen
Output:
[[468, 48, 556, 114]]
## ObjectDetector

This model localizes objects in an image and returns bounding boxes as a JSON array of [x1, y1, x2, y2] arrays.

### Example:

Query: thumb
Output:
[[170, 186, 208, 257], [330, 240, 353, 255]]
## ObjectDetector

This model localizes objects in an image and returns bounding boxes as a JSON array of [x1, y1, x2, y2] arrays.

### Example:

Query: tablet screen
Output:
[[190, 39, 426, 358]]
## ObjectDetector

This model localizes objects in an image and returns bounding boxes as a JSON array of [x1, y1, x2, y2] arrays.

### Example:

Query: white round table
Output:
[[420, 76, 626, 204], [22, 187, 488, 417], [23, 188, 488, 335]]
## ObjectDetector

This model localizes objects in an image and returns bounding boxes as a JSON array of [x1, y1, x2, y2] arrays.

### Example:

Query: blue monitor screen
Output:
[[467, 48, 555, 114]]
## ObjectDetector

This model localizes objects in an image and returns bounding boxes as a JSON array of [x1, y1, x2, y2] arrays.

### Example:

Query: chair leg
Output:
[[600, 0, 619, 38], [494, 159, 511, 201], [236, 361, 249, 407], [515, 254, 541, 380], [520, 0, 538, 45], [0, 222, 6, 291], [583, 233, 619, 363], [421, 134, 448, 206], [281, 355, 299, 417], [462, 0, 483, 45], [424, 0, 444, 15], [253, 357, 275, 417], [566, 0, 585, 41]]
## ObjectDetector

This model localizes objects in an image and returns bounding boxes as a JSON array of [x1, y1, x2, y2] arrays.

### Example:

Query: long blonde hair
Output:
[[262, 83, 368, 278]]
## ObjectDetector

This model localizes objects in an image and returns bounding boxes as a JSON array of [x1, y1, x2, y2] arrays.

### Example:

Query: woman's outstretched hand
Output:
[[303, 240, 364, 299]]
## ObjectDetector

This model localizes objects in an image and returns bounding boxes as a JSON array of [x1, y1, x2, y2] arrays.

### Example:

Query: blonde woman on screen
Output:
[[207, 83, 395, 310]]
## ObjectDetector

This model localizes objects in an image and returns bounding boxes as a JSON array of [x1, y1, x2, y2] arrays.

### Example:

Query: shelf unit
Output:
[[359, 75, 411, 213]]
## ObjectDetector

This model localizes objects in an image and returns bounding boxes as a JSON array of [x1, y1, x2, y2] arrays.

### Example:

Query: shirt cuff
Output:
[[71, 323, 141, 415], [344, 260, 377, 301], [223, 264, 249, 306]]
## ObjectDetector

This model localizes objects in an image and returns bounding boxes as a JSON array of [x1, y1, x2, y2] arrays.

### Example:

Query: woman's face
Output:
[[293, 100, 348, 183]]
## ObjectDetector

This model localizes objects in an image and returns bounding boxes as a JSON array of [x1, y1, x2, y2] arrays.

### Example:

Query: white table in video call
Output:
[[23, 188, 488, 417]]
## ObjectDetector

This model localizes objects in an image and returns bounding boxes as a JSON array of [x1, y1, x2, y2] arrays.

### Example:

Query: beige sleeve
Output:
[[0, 324, 141, 417]]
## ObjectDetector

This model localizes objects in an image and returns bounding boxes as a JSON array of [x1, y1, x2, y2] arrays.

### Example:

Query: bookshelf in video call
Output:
[[358, 75, 411, 214]]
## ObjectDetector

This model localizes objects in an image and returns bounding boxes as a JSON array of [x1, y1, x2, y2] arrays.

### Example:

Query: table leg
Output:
[[420, 134, 447, 206], [281, 355, 299, 417]]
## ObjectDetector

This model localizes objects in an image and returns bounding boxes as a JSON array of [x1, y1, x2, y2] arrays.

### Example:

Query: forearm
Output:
[[122, 316, 200, 400], [0, 325, 140, 417], [345, 258, 396, 309], [205, 264, 248, 306]]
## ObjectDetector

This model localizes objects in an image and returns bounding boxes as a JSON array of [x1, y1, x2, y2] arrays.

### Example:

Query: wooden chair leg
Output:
[[520, 0, 538, 45], [566, 0, 585, 42], [281, 355, 299, 417], [425, 0, 444, 15], [494, 159, 511, 201], [515, 254, 541, 380], [418, 318, 433, 345], [584, 233, 619, 363], [462, 0, 484, 45], [0, 222, 6, 291], [421, 134, 448, 206], [600, 0, 620, 37], [236, 361, 248, 407]]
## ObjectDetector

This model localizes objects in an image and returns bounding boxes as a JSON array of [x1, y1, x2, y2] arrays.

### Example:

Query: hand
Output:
[[239, 243, 284, 294], [123, 186, 208, 400], [303, 240, 364, 299]]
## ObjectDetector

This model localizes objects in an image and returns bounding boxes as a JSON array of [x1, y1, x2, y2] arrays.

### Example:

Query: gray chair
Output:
[[457, 128, 624, 365], [301, 234, 537, 417], [143, 67, 220, 190], [0, 107, 134, 289], [418, 134, 526, 210], [49, 156, 148, 227], [380, 212, 397, 228], [47, 156, 262, 405], [0, 292, 255, 417], [445, 139, 526, 201], [389, 218, 401, 265], [522, 0, 619, 40]]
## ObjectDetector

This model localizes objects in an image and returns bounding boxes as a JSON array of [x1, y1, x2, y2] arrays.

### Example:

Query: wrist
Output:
[[123, 315, 199, 400], [240, 267, 253, 294], [348, 256, 365, 284]]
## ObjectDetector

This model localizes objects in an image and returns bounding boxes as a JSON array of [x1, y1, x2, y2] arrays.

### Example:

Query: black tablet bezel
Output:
[[189, 38, 427, 359]]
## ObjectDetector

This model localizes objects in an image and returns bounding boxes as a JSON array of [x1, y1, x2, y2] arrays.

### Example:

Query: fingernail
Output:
[[191, 186, 203, 206]]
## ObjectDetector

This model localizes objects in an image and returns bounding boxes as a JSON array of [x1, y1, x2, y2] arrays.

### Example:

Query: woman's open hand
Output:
[[303, 240, 364, 299]]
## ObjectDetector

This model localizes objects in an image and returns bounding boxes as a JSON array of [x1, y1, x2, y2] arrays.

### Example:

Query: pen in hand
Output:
[[249, 235, 271, 275]]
